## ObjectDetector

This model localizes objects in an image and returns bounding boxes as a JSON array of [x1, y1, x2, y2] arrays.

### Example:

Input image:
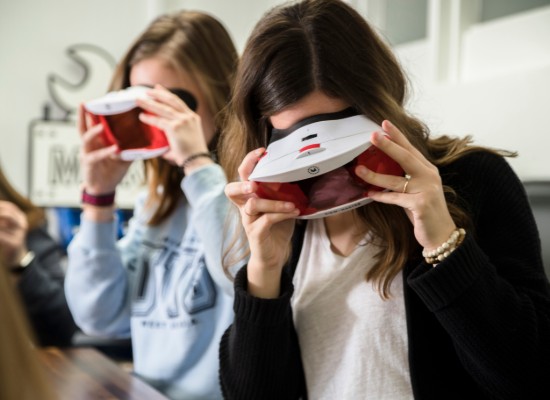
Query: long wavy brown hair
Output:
[[0, 165, 45, 230], [219, 0, 513, 297], [110, 10, 238, 225]]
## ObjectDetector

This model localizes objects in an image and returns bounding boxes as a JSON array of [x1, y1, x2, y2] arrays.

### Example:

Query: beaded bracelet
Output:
[[423, 228, 466, 264]]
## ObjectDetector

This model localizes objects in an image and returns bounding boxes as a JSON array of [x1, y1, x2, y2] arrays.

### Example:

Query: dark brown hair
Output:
[[111, 11, 238, 225], [219, 0, 512, 297]]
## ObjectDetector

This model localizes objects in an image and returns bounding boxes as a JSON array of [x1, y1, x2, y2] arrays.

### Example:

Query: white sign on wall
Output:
[[29, 119, 145, 209]]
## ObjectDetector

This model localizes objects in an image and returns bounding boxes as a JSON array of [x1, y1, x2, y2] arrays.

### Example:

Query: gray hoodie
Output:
[[65, 164, 236, 399]]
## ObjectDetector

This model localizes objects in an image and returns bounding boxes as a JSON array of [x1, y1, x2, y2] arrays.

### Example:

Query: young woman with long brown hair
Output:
[[218, 1, 550, 399], [65, 10, 238, 399]]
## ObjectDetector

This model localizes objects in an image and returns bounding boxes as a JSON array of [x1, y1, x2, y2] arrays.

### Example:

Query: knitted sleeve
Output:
[[219, 265, 306, 400], [408, 151, 550, 399], [18, 227, 78, 346]]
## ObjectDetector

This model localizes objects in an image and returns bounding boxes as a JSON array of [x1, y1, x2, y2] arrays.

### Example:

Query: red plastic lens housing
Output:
[[88, 109, 169, 151], [255, 145, 403, 216]]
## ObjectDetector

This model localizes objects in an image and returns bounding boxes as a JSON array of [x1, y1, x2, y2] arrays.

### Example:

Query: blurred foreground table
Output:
[[38, 347, 168, 400]]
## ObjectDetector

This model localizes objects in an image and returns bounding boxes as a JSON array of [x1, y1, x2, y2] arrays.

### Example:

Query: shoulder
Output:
[[440, 150, 535, 227], [132, 190, 158, 224], [26, 225, 61, 256], [441, 150, 515, 178], [440, 150, 522, 197]]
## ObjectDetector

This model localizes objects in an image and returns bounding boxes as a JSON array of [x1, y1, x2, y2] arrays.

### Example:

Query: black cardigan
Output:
[[219, 151, 550, 400], [17, 226, 78, 346]]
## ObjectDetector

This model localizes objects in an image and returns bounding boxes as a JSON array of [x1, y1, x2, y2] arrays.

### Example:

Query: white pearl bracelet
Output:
[[423, 228, 466, 264]]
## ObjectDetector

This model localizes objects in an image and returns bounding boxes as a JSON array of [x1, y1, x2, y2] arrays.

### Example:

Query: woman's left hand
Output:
[[136, 85, 210, 168], [355, 120, 456, 253]]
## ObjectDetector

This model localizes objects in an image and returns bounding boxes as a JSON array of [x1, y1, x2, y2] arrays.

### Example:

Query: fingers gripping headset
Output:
[[248, 108, 404, 219]]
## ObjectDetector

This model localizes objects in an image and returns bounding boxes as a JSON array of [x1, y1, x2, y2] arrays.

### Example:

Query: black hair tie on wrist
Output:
[[180, 152, 213, 170]]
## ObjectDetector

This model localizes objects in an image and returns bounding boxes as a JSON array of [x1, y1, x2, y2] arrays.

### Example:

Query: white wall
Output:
[[395, 3, 550, 180], [165, 0, 286, 53], [0, 0, 286, 198], [0, 0, 153, 194], [1, 0, 548, 201]]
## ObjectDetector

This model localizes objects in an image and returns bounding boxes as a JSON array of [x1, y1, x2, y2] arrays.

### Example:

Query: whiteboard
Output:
[[29, 119, 146, 209]]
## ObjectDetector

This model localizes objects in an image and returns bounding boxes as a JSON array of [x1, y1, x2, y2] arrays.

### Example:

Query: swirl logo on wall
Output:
[[29, 44, 145, 211]]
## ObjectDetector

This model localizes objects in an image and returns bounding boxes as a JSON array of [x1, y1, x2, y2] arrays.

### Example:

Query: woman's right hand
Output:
[[225, 148, 300, 298], [78, 104, 131, 196]]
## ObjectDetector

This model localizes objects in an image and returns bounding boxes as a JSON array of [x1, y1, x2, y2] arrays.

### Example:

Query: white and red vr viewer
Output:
[[84, 85, 197, 161], [248, 108, 404, 219]]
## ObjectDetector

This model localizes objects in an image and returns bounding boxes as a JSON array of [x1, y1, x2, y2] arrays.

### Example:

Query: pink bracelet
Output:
[[82, 189, 116, 207]]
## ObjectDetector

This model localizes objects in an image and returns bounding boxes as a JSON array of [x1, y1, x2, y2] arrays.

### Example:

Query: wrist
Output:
[[10, 250, 35, 274], [82, 189, 116, 207], [12, 246, 29, 266], [180, 152, 214, 175], [423, 228, 466, 265], [247, 259, 284, 299], [82, 204, 116, 222]]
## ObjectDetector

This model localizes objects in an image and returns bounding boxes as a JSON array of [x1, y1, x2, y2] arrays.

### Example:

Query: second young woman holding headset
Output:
[[65, 11, 238, 399]]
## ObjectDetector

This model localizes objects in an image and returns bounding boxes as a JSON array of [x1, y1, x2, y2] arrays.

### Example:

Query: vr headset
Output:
[[84, 85, 197, 161], [248, 108, 403, 219]]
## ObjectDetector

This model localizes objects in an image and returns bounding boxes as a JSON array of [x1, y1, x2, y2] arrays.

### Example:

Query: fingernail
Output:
[[243, 182, 253, 193], [356, 166, 367, 176], [283, 202, 295, 210], [254, 148, 264, 157]]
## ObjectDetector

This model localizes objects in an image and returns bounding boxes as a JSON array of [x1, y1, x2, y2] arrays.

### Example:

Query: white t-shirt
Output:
[[291, 219, 413, 400]]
